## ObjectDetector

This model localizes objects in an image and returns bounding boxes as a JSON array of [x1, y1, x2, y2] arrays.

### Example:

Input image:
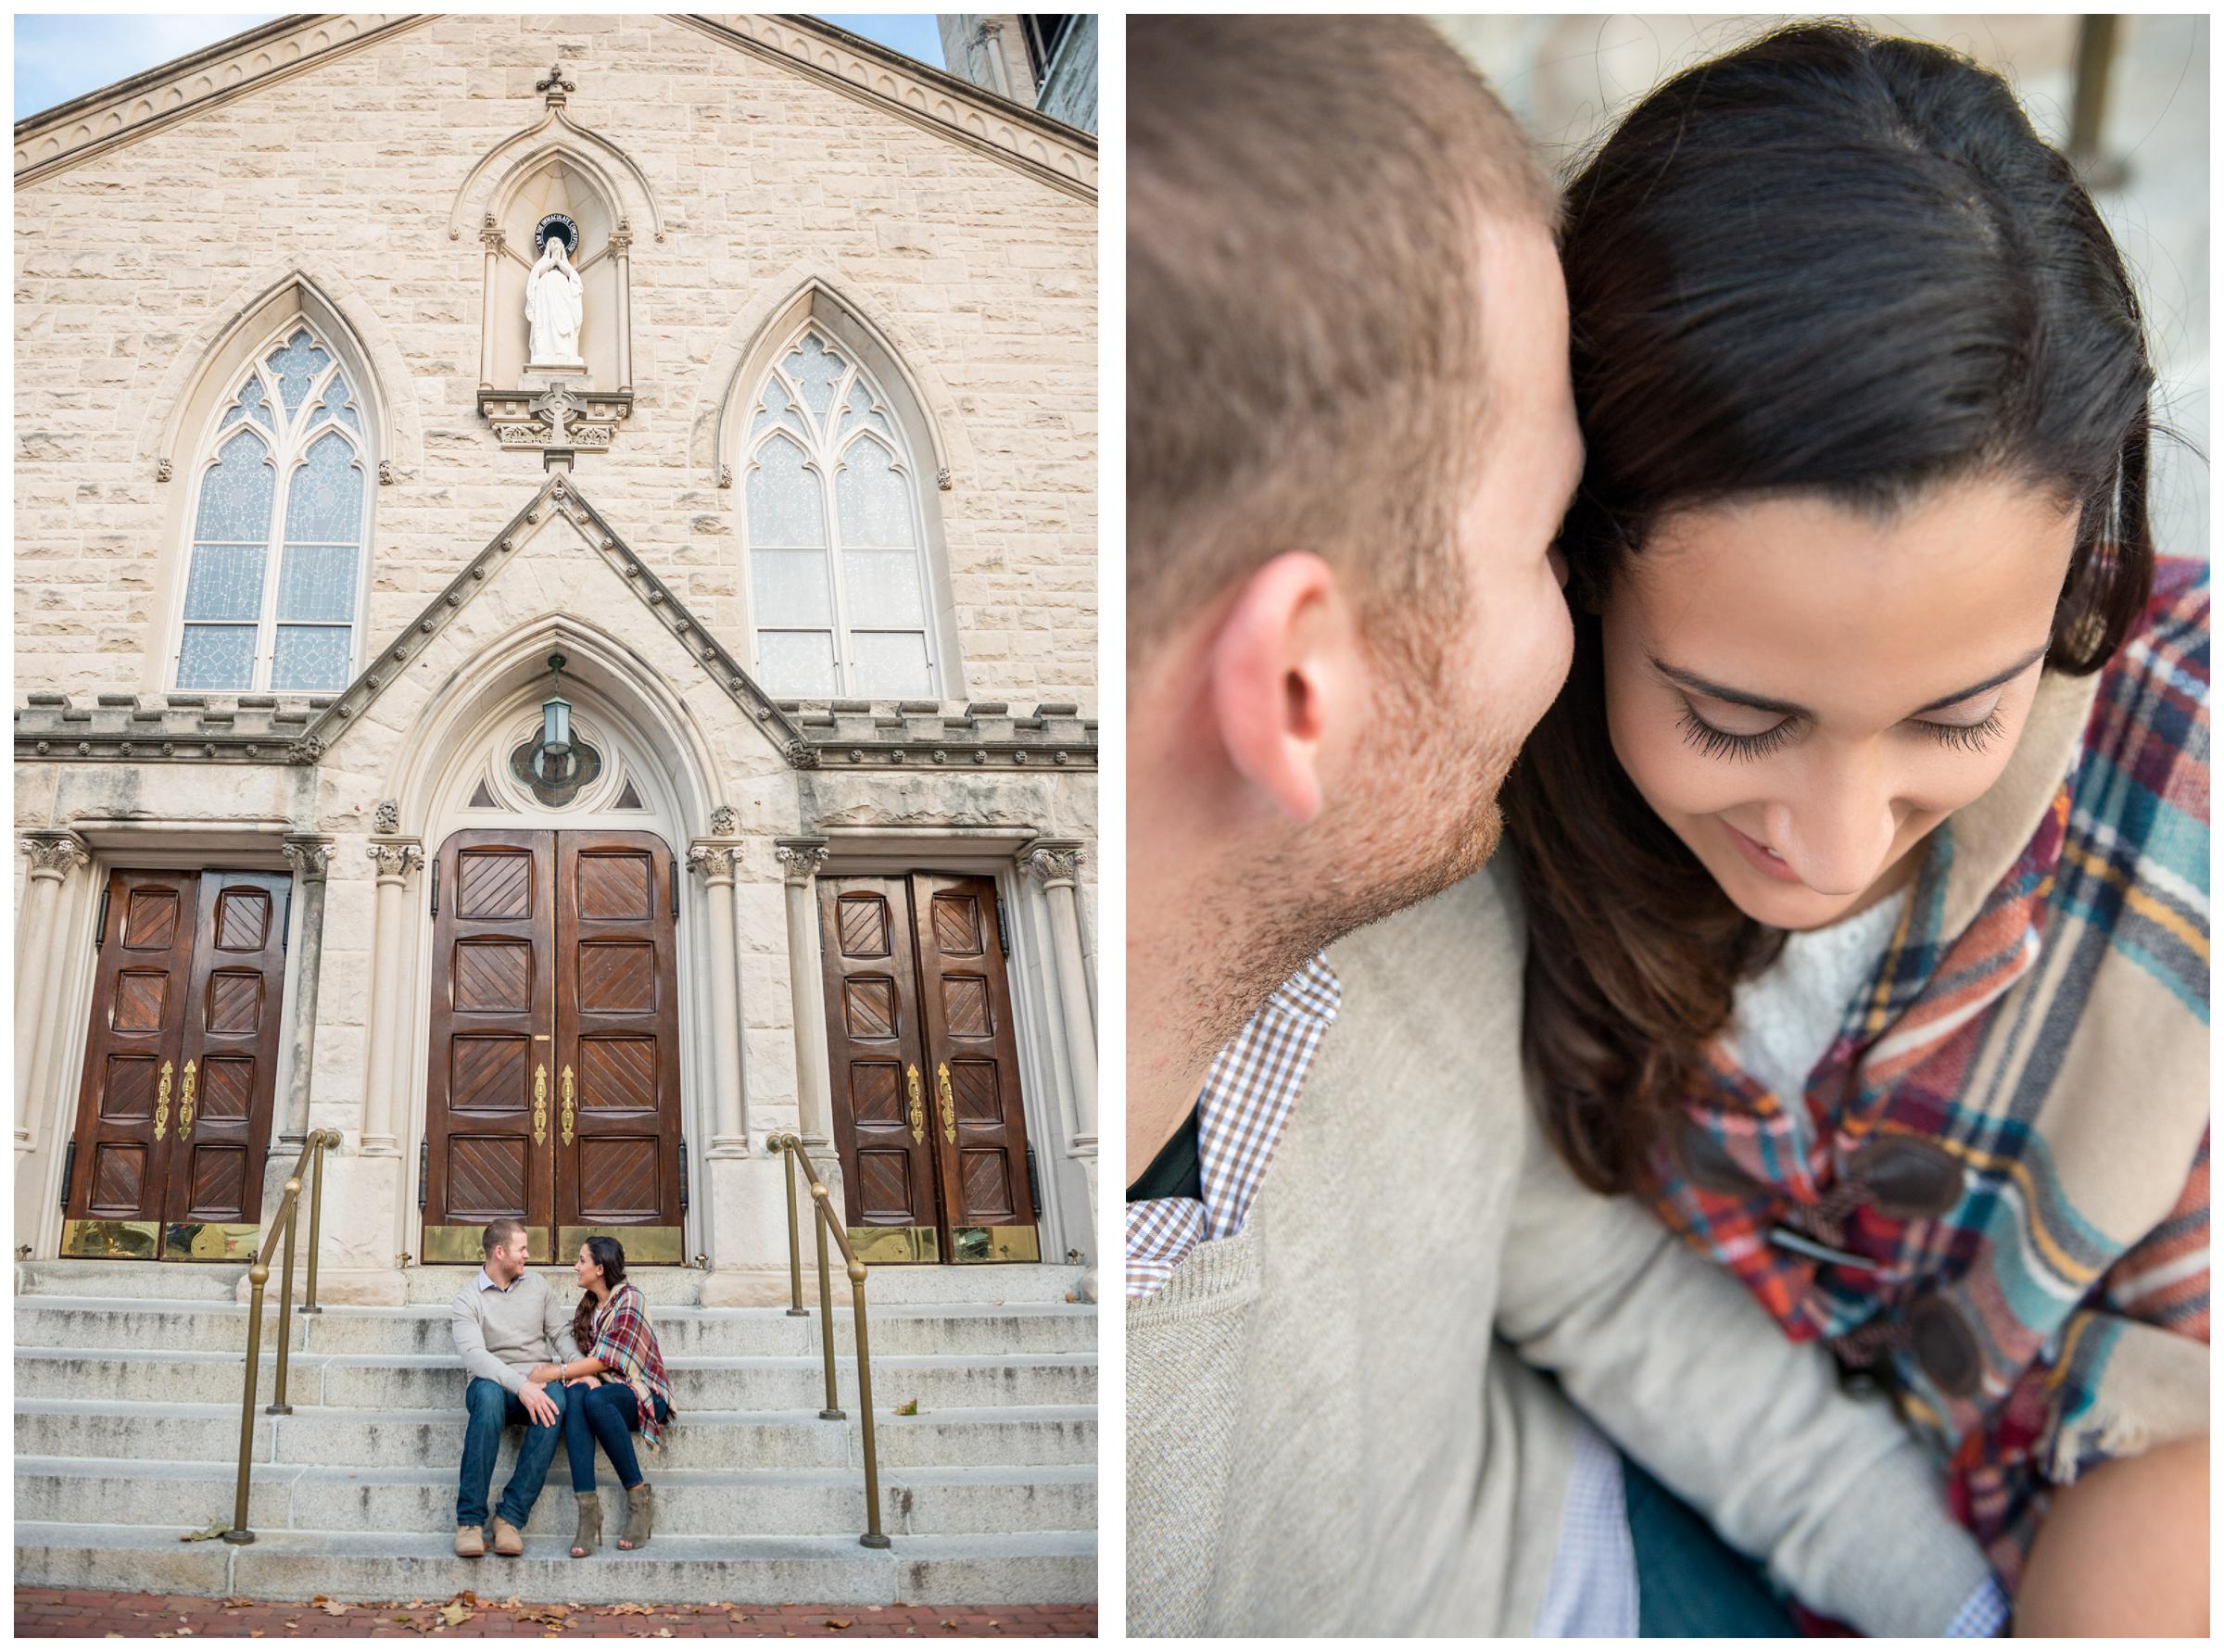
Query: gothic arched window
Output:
[[742, 330, 940, 699], [172, 324, 371, 693]]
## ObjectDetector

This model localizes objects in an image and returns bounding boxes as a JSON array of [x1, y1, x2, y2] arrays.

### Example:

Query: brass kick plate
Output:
[[848, 1224, 941, 1266], [162, 1221, 260, 1262], [60, 1219, 161, 1260], [420, 1223, 555, 1266], [951, 1224, 1042, 1265], [557, 1225, 684, 1266]]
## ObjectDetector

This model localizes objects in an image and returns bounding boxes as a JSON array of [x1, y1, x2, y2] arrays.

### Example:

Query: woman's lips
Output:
[[1722, 818, 1805, 885]]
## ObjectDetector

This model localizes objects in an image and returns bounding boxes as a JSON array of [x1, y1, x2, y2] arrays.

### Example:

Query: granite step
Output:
[[14, 1457, 1096, 1539], [15, 1348, 1098, 1410], [17, 1399, 1099, 1471], [12, 1297, 1096, 1357], [14, 1520, 1097, 1606]]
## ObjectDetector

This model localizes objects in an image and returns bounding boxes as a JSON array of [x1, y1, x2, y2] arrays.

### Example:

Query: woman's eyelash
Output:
[[1920, 711, 2005, 753], [1675, 703, 1793, 762], [1676, 701, 2008, 761]]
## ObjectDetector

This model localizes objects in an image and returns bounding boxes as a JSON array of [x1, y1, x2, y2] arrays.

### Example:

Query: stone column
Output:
[[15, 832, 90, 1154], [478, 216, 503, 390], [1022, 840, 1097, 1144], [612, 221, 634, 395], [688, 841, 748, 1154], [359, 839, 422, 1155], [275, 837, 333, 1154], [774, 839, 833, 1147]]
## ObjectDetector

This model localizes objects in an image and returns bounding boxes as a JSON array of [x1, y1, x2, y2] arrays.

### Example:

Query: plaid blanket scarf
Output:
[[1644, 556, 2210, 1583], [588, 1280, 674, 1450]]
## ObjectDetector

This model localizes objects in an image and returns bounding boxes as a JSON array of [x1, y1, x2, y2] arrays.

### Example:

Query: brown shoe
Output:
[[616, 1482, 654, 1550], [491, 1515, 524, 1557], [454, 1524, 486, 1559]]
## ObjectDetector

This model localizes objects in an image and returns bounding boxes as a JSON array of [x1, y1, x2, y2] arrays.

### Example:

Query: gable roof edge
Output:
[[15, 14, 429, 183]]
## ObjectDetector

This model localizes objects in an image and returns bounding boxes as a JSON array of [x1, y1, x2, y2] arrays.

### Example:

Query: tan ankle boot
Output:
[[617, 1482, 654, 1550], [570, 1492, 601, 1557]]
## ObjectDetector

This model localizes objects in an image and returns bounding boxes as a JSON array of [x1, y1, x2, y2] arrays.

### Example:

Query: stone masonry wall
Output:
[[15, 12, 1097, 712]]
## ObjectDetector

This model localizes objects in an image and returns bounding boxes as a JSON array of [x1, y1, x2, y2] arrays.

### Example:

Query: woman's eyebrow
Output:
[[1651, 642, 2051, 721]]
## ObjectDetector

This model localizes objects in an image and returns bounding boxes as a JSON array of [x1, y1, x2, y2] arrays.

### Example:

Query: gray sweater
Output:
[[1127, 860, 1993, 1636], [449, 1268, 582, 1395]]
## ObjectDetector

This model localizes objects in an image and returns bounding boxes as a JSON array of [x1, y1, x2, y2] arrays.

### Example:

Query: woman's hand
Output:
[[2014, 1434, 2208, 1635], [526, 1362, 562, 1384]]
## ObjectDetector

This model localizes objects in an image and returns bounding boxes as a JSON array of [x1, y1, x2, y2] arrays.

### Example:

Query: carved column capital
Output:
[[1020, 839, 1083, 889], [19, 831, 90, 880], [773, 839, 830, 885], [686, 842, 739, 884], [479, 212, 506, 253], [282, 837, 334, 882], [368, 841, 423, 881]]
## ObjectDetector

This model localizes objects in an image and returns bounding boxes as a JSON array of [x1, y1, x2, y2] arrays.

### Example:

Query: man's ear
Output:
[[1207, 550, 1362, 826]]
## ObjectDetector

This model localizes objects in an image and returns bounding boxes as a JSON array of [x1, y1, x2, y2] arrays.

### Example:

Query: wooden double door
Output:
[[820, 873, 1039, 1264], [62, 868, 292, 1261], [420, 829, 683, 1266]]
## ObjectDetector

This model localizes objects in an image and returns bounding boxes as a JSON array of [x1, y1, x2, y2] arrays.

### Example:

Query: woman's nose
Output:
[[1763, 762, 1899, 896]]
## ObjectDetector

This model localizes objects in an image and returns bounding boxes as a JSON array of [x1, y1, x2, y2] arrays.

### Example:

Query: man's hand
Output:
[[517, 1379, 560, 1429]]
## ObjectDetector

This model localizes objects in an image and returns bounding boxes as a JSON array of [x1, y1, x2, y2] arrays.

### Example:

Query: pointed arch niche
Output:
[[147, 284, 385, 695], [475, 152, 635, 397], [722, 287, 966, 701]]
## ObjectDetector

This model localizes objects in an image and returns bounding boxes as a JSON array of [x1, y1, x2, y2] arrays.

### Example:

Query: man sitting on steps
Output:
[[450, 1217, 578, 1558]]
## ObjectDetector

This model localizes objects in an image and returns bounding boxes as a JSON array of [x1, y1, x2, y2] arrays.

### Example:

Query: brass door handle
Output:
[[905, 1064, 925, 1144], [179, 1059, 198, 1141], [561, 1066, 576, 1146], [938, 1062, 956, 1144], [155, 1059, 173, 1141], [533, 1063, 549, 1146]]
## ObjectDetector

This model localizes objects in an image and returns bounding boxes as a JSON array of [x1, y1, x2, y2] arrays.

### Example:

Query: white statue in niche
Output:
[[525, 225, 584, 367]]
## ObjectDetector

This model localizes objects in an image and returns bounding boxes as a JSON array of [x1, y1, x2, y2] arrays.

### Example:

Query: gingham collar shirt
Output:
[[1125, 954, 1341, 1300]]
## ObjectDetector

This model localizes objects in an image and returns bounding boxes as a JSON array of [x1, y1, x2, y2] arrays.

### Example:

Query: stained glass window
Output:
[[742, 328, 940, 699], [172, 322, 370, 692]]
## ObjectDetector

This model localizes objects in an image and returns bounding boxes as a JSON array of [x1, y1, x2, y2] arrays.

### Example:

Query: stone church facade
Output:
[[13, 14, 1099, 1308]]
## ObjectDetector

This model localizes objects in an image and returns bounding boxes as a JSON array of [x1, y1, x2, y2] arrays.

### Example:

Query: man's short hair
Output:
[[482, 1217, 527, 1256], [1128, 17, 1555, 658]]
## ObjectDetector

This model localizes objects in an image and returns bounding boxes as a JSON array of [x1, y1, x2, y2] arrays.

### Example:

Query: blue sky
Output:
[[16, 13, 944, 120]]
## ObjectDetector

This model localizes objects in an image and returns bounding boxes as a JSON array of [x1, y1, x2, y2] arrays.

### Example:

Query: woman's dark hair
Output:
[[572, 1235, 627, 1356], [1507, 22, 2157, 1194]]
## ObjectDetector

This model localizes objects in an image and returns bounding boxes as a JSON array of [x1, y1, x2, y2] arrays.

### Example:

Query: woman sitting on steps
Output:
[[535, 1236, 676, 1557]]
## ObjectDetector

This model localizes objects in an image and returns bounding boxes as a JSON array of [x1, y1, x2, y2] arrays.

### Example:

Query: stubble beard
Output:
[[1178, 613, 1523, 1063]]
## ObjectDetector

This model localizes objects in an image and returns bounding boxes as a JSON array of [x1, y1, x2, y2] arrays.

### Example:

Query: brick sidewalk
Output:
[[16, 1590, 1096, 1638]]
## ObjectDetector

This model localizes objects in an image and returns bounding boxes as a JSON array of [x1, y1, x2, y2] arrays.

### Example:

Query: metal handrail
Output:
[[222, 1129, 340, 1545], [766, 1130, 889, 1549]]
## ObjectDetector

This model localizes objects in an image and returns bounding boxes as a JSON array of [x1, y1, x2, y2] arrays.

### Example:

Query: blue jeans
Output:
[[1622, 1453, 1801, 1636], [458, 1375, 570, 1531], [562, 1380, 670, 1493]]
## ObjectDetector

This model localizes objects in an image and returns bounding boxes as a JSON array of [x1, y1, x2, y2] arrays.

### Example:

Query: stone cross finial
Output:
[[537, 61, 575, 103]]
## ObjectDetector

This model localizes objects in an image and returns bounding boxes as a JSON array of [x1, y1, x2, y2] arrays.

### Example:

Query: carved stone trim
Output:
[[155, 457, 173, 484], [15, 16, 426, 181], [773, 839, 830, 885], [1020, 839, 1082, 889], [368, 841, 423, 880], [19, 832, 91, 879], [709, 804, 739, 836], [282, 837, 335, 881], [682, 16, 1096, 198], [372, 799, 400, 834], [686, 842, 739, 883]]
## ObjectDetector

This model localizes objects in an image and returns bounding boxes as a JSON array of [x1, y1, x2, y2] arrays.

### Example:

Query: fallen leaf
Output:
[[250, 1633, 265, 1640], [609, 1603, 655, 1616], [220, 1597, 254, 1608], [894, 1398, 918, 1416], [827, 1619, 853, 1631], [178, 1518, 227, 1543], [440, 1604, 475, 1628]]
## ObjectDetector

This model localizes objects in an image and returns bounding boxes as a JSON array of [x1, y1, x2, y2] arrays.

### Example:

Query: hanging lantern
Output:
[[536, 653, 574, 781]]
